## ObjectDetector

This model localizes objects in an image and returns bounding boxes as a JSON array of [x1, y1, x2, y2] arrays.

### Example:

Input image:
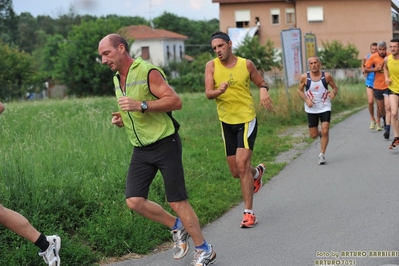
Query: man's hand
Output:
[[305, 98, 314, 108], [219, 82, 229, 94], [118, 96, 140, 112], [259, 89, 273, 110], [112, 112, 124, 127]]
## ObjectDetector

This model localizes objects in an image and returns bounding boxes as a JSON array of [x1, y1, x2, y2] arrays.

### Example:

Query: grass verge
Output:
[[0, 82, 367, 265]]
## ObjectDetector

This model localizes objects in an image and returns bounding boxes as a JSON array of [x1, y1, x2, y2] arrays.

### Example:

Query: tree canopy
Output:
[[318, 40, 361, 69], [0, 1, 220, 99], [2, 1, 362, 99]]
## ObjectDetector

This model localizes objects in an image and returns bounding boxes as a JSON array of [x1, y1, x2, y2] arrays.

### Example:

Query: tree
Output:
[[318, 40, 361, 69], [51, 18, 125, 96], [0, 40, 33, 100], [41, 34, 65, 76], [166, 52, 214, 93], [17, 12, 38, 53], [234, 36, 281, 72], [0, 0, 18, 44], [153, 12, 219, 56], [37, 15, 56, 36]]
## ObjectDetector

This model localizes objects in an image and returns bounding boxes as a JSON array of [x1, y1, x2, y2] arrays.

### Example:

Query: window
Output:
[[179, 46, 183, 60], [235, 10, 250, 28], [286, 8, 295, 24], [271, 9, 280, 25], [307, 6, 323, 22], [141, 46, 149, 60], [173, 45, 176, 60]]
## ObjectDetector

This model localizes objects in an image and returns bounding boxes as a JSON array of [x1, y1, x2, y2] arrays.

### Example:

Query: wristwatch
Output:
[[141, 101, 148, 113], [260, 85, 269, 91]]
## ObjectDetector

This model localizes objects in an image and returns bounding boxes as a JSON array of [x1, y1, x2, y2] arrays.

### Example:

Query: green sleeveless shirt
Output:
[[113, 57, 177, 147]]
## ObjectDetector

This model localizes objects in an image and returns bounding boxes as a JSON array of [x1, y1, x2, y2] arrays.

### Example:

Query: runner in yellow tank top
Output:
[[205, 31, 273, 228], [384, 38, 399, 149], [213, 56, 255, 124]]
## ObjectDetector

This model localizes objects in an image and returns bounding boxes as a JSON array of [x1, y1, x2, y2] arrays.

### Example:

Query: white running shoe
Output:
[[318, 154, 326, 165], [38, 235, 61, 266], [370, 120, 376, 130], [190, 245, 217, 266], [172, 226, 189, 259]]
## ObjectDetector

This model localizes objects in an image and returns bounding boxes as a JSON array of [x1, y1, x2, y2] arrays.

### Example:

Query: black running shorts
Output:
[[125, 133, 188, 202], [374, 88, 388, 100], [220, 118, 258, 156], [307, 111, 331, 128]]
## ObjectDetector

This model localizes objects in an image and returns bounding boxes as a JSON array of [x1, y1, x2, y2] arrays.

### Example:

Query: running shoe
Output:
[[376, 123, 383, 131], [240, 212, 258, 228], [190, 245, 216, 266], [384, 129, 390, 140], [172, 226, 189, 259], [370, 120, 376, 130], [38, 235, 61, 266], [254, 163, 265, 193], [389, 137, 399, 149], [318, 154, 326, 165]]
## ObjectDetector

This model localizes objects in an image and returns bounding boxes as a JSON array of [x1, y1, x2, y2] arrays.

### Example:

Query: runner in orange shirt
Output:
[[364, 41, 391, 139]]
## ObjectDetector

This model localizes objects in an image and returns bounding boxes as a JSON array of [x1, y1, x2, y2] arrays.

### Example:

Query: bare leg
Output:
[[389, 94, 399, 137], [126, 197, 176, 228], [320, 121, 330, 154], [169, 200, 204, 246], [0, 204, 40, 243], [384, 95, 391, 127], [376, 98, 385, 124], [226, 148, 254, 210], [366, 87, 375, 121], [308, 126, 319, 139], [126, 198, 205, 247]]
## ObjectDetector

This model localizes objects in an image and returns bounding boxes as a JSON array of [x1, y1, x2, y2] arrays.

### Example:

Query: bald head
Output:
[[98, 33, 132, 72], [100, 34, 129, 51], [307, 56, 321, 64]]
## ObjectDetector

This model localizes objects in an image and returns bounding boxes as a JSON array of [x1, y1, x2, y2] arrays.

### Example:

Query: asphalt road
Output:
[[104, 108, 399, 266]]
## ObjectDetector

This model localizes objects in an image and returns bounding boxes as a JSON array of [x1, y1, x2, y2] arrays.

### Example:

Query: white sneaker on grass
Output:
[[38, 235, 61, 266]]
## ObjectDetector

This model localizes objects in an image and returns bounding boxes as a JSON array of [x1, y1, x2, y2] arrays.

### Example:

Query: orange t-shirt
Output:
[[365, 52, 391, 90]]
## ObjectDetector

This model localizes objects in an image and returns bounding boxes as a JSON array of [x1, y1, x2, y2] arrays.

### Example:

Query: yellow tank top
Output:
[[387, 55, 399, 94], [213, 57, 256, 124]]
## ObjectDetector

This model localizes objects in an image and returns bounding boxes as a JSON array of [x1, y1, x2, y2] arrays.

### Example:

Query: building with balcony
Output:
[[213, 0, 395, 61]]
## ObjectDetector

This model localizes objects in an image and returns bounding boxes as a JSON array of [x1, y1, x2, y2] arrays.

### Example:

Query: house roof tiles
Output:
[[119, 25, 188, 41]]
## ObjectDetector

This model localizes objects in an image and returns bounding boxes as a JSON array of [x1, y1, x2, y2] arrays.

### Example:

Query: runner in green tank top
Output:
[[98, 34, 216, 266]]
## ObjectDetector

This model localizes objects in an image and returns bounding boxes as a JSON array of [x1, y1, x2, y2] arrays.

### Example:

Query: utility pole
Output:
[[149, 0, 155, 29]]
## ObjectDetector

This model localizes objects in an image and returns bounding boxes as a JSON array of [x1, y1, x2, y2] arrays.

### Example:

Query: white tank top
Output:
[[304, 71, 331, 113]]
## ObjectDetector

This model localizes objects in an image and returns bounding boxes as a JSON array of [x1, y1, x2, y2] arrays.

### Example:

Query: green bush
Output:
[[234, 36, 281, 71], [318, 40, 361, 69]]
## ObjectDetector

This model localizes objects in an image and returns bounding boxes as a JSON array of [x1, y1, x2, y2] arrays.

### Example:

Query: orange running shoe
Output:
[[240, 213, 258, 228], [254, 163, 265, 193], [389, 137, 399, 149]]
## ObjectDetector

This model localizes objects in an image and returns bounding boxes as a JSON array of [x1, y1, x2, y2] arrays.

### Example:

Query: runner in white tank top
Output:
[[298, 56, 339, 165]]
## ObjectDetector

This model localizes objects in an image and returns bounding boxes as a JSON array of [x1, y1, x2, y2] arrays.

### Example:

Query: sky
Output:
[[12, 0, 220, 21], [12, 0, 399, 22]]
